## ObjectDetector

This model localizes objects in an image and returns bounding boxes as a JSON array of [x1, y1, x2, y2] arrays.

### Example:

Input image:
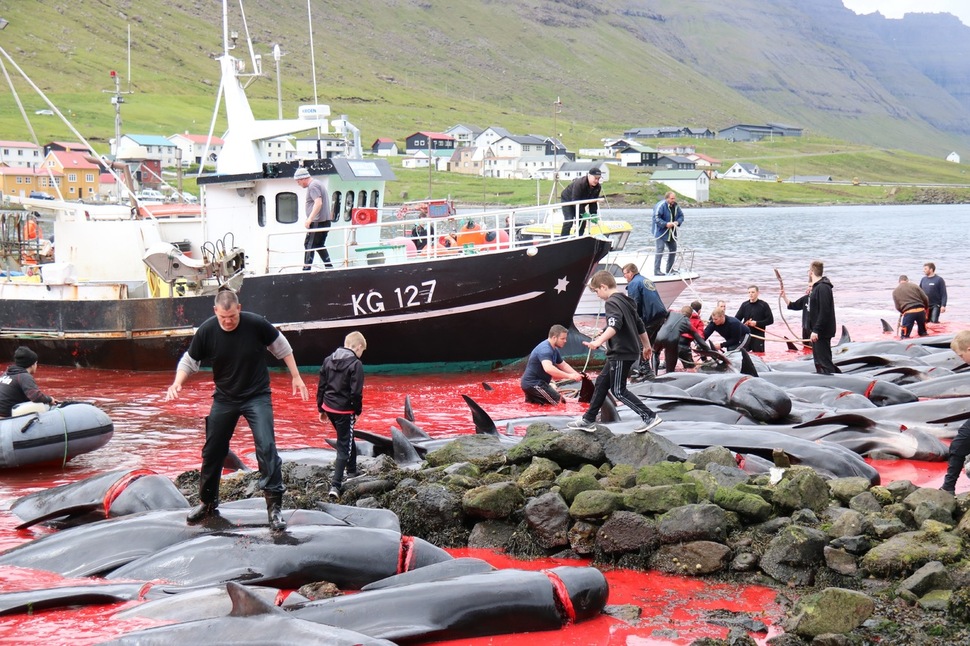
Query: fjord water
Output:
[[0, 204, 967, 644]]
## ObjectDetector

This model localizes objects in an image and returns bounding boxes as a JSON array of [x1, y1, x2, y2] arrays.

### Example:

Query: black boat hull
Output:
[[0, 237, 610, 371]]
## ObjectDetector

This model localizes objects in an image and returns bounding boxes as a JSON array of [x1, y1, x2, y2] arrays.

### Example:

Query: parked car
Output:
[[135, 189, 165, 201], [28, 191, 55, 200]]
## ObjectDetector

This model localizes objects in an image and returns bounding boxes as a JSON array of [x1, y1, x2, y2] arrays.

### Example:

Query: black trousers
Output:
[[942, 419, 970, 492], [559, 205, 588, 237], [812, 337, 841, 375], [304, 221, 332, 269]]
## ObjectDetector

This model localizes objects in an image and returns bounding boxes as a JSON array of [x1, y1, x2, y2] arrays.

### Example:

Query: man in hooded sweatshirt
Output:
[[782, 260, 840, 374], [0, 346, 57, 417], [317, 331, 367, 501]]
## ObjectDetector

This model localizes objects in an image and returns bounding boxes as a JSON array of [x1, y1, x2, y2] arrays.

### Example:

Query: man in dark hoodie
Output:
[[317, 331, 367, 501], [782, 260, 840, 374], [567, 271, 662, 433], [655, 306, 711, 374], [0, 346, 57, 417]]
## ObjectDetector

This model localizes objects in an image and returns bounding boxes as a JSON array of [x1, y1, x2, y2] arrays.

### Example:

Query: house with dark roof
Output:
[[616, 144, 659, 167], [655, 155, 696, 171], [405, 131, 456, 155], [717, 123, 803, 142], [370, 138, 400, 157]]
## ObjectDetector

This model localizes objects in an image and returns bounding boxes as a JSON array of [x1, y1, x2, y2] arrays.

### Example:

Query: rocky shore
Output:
[[181, 423, 970, 645]]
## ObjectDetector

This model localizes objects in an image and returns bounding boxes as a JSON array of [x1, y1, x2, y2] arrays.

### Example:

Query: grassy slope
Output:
[[0, 0, 967, 207]]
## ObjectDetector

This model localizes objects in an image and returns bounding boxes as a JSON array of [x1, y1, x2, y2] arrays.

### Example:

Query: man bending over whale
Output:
[[165, 290, 309, 530], [941, 330, 970, 495]]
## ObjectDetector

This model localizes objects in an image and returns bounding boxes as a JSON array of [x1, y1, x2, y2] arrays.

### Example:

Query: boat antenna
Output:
[[102, 69, 133, 201], [306, 0, 320, 136], [548, 97, 563, 205]]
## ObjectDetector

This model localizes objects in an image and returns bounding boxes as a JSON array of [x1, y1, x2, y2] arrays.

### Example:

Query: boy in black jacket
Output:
[[317, 331, 367, 500], [567, 271, 662, 433]]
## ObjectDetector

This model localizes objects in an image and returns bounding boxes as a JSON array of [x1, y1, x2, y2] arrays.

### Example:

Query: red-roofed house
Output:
[[686, 152, 722, 168], [168, 132, 224, 167], [0, 165, 62, 198], [44, 151, 100, 199], [404, 131, 455, 155], [0, 140, 43, 168]]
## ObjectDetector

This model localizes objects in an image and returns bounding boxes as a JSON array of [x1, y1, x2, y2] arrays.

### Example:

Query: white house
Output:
[[168, 133, 224, 168], [947, 151, 960, 163], [474, 126, 514, 150], [402, 150, 431, 169], [719, 162, 777, 181], [116, 134, 180, 167], [558, 161, 609, 182], [651, 170, 709, 203], [261, 136, 297, 161], [444, 124, 483, 147], [0, 140, 43, 168], [293, 135, 344, 159]]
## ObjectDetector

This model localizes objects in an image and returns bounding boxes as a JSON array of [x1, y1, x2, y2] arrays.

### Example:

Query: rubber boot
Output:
[[264, 492, 286, 531], [186, 501, 219, 524]]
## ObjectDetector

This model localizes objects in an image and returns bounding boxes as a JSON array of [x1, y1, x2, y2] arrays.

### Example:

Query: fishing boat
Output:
[[0, 403, 113, 469], [0, 3, 611, 371]]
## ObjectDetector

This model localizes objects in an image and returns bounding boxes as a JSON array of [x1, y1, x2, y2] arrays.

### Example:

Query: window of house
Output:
[[15, 177, 22, 184], [68, 173, 77, 182], [86, 173, 94, 182], [275, 192, 299, 224]]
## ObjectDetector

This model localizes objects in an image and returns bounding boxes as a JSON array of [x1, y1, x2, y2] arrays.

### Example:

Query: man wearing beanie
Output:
[[294, 166, 334, 270], [0, 346, 57, 417]]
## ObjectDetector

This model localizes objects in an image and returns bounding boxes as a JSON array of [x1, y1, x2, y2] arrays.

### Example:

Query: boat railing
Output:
[[262, 201, 591, 273]]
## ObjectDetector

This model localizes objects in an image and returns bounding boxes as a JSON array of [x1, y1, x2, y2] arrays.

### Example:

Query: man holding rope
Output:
[[735, 285, 774, 353]]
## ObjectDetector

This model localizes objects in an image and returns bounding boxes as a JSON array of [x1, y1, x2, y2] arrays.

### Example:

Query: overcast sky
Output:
[[842, 1, 970, 26]]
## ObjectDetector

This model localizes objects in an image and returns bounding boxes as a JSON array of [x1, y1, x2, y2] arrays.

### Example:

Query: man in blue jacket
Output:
[[653, 192, 684, 275]]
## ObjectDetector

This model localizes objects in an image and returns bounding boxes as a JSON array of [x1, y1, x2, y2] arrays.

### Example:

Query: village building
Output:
[[651, 169, 709, 203], [0, 140, 43, 169], [168, 133, 224, 168], [43, 150, 100, 200], [719, 162, 778, 181], [0, 165, 62, 199], [370, 138, 400, 157], [444, 124, 483, 148], [717, 123, 803, 142], [404, 131, 456, 155]]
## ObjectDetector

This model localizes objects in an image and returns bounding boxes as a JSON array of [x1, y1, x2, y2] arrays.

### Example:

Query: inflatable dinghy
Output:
[[0, 403, 113, 468]]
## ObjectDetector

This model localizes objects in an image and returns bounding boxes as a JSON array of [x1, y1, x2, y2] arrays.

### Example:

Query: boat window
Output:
[[344, 191, 355, 222], [257, 195, 266, 227], [358, 192, 367, 208], [275, 192, 299, 224], [332, 191, 342, 219], [370, 190, 380, 207]]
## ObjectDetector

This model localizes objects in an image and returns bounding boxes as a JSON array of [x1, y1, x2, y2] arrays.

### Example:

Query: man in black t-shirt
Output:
[[165, 291, 309, 530]]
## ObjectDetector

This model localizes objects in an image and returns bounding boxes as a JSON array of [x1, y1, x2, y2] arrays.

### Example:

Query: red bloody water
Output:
[[0, 320, 963, 644]]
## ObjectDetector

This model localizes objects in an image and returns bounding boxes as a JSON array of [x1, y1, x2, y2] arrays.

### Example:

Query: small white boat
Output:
[[518, 215, 699, 315], [0, 403, 114, 469]]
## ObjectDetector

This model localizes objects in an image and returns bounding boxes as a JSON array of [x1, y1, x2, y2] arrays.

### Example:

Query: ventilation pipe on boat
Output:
[[332, 115, 363, 159]]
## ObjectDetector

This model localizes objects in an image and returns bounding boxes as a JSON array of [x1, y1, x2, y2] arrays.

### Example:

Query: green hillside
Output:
[[1, 0, 968, 206]]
